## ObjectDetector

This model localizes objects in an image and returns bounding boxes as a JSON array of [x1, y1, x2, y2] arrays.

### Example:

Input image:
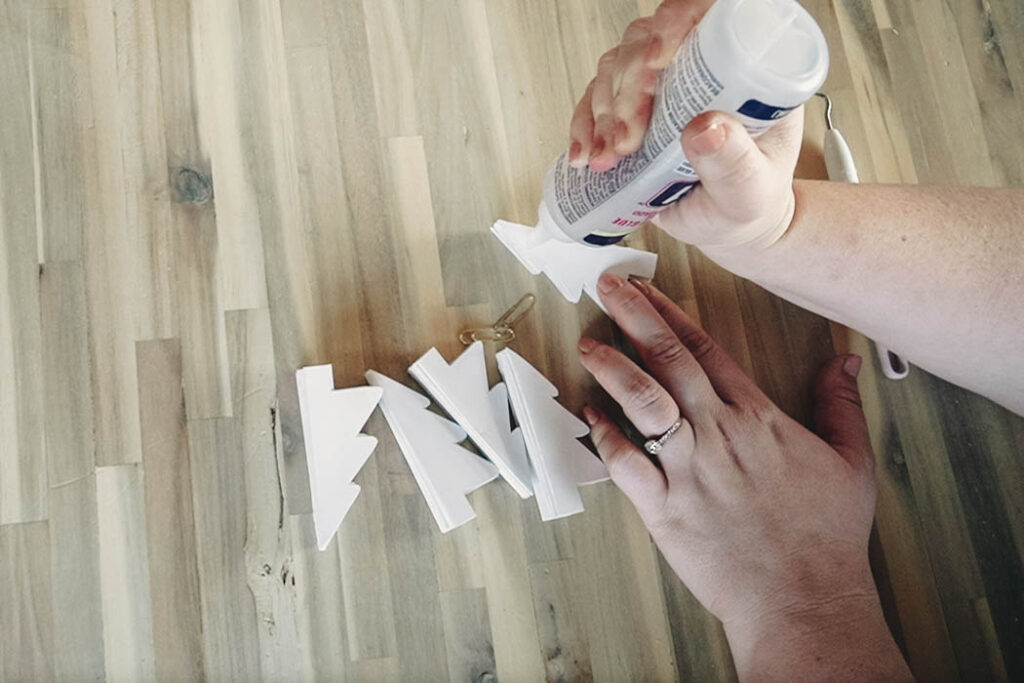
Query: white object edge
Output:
[[491, 220, 658, 312], [296, 365, 383, 551], [496, 348, 609, 520], [409, 342, 534, 498], [366, 370, 501, 532]]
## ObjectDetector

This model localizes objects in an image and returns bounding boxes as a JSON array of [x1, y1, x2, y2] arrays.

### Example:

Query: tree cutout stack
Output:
[[295, 365, 383, 550], [496, 348, 609, 520], [491, 220, 657, 312], [297, 337, 614, 542], [409, 341, 534, 498], [366, 370, 500, 532]]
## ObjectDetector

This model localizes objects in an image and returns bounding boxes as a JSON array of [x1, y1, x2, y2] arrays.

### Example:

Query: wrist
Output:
[[697, 181, 800, 281], [723, 584, 910, 682]]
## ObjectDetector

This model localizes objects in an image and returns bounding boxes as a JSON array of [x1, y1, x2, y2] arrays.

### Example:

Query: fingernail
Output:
[[597, 272, 624, 294], [578, 337, 598, 354], [583, 406, 598, 425], [843, 354, 863, 378], [689, 120, 726, 156], [590, 136, 606, 160], [628, 276, 651, 295], [569, 140, 582, 164], [613, 120, 629, 151]]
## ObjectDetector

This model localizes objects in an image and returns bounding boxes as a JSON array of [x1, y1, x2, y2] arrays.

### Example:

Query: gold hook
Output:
[[459, 293, 536, 345]]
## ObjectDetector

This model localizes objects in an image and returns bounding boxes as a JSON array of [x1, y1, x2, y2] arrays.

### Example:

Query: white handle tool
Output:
[[817, 93, 910, 380]]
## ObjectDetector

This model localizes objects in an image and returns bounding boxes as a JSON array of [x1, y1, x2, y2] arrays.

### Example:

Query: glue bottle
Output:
[[539, 0, 829, 245]]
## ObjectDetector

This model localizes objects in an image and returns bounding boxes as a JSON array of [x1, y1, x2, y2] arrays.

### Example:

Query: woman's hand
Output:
[[577, 274, 912, 681], [569, 0, 804, 256]]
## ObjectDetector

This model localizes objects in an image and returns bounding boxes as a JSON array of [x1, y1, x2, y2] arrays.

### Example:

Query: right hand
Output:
[[568, 0, 805, 255]]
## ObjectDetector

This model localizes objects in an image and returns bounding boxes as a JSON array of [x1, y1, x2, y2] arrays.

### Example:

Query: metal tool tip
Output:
[[815, 92, 834, 130]]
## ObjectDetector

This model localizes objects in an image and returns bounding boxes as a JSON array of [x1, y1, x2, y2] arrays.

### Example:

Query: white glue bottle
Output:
[[539, 0, 829, 245]]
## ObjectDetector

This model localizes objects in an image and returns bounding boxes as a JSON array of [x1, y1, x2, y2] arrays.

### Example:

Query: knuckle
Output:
[[623, 17, 651, 41], [604, 444, 636, 477], [587, 343, 616, 368], [645, 330, 690, 368], [624, 372, 668, 413], [651, 1, 675, 24], [718, 143, 761, 185], [816, 376, 864, 410], [622, 370, 663, 409], [570, 108, 594, 136], [738, 397, 780, 425], [589, 420, 613, 450], [594, 112, 616, 132], [615, 282, 649, 310], [677, 327, 716, 362], [834, 387, 864, 410], [598, 48, 619, 69]]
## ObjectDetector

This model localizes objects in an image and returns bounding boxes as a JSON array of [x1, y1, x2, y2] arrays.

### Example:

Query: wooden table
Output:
[[2, 0, 1022, 680]]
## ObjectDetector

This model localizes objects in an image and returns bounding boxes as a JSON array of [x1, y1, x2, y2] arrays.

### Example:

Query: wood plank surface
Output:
[[1, 0, 1022, 680]]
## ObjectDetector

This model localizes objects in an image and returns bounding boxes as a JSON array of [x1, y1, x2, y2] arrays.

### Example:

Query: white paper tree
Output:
[[366, 370, 501, 532], [489, 382, 529, 475], [295, 365, 383, 550], [496, 348, 609, 520], [409, 342, 533, 498], [491, 220, 657, 312]]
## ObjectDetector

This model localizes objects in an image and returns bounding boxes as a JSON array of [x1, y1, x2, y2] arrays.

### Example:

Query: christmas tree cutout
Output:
[[496, 348, 609, 521], [489, 381, 529, 475], [491, 220, 657, 312], [366, 370, 500, 532], [295, 365, 383, 550], [409, 341, 533, 498]]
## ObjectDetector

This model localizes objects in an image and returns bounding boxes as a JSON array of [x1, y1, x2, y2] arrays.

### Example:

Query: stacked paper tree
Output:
[[298, 341, 613, 546], [295, 365, 383, 550], [366, 370, 501, 532], [491, 220, 657, 312], [409, 342, 534, 498], [497, 348, 609, 520]]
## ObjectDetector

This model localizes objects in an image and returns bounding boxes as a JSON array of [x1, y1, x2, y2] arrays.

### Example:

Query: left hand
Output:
[[575, 274, 907, 680]]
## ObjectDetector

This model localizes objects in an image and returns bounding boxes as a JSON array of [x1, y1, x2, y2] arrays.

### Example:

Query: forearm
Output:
[[706, 181, 1024, 414], [725, 593, 913, 682]]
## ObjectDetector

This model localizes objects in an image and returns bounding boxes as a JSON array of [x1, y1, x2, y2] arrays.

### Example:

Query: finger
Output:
[[614, 16, 655, 95], [680, 112, 774, 226], [569, 81, 596, 168], [612, 64, 658, 155], [812, 355, 875, 473], [578, 337, 679, 438], [589, 47, 620, 171], [611, 20, 659, 155], [754, 105, 804, 165], [631, 279, 765, 405], [645, 0, 714, 69], [595, 273, 719, 417], [583, 406, 667, 521]]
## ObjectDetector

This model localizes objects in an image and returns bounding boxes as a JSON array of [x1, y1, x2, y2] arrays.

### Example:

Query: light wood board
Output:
[[1, 0, 1022, 680]]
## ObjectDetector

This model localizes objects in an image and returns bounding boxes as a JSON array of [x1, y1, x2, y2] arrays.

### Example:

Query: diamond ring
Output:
[[644, 420, 684, 455]]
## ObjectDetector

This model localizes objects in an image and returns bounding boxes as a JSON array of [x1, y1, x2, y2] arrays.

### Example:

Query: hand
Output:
[[577, 274, 912, 681], [568, 0, 804, 256]]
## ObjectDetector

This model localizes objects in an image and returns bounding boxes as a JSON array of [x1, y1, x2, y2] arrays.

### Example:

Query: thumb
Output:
[[812, 355, 875, 473], [680, 112, 771, 220]]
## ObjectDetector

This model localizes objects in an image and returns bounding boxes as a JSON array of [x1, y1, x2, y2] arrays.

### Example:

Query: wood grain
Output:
[[49, 474, 105, 682], [2, 0, 1022, 680], [96, 464, 157, 683], [0, 522, 56, 681]]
